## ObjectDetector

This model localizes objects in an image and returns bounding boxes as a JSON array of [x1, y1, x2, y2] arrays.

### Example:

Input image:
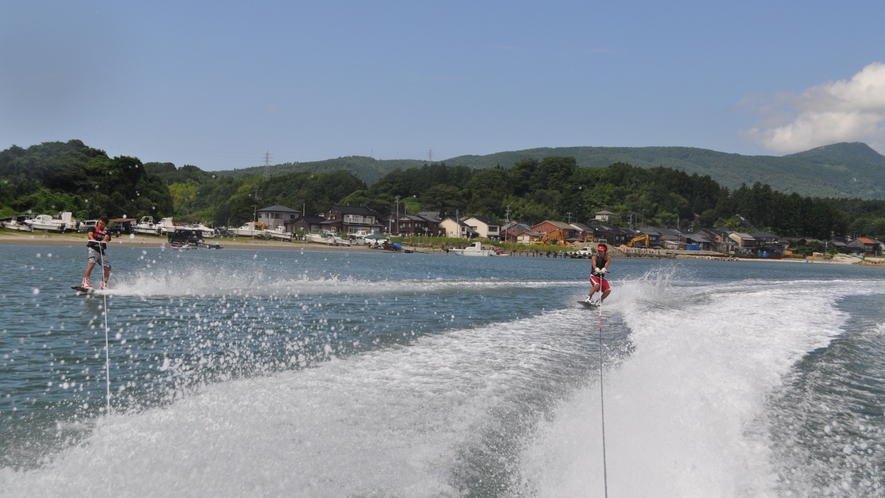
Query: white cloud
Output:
[[740, 62, 885, 154]]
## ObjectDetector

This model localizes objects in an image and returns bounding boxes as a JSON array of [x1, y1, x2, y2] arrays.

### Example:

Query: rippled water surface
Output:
[[1, 244, 884, 496]]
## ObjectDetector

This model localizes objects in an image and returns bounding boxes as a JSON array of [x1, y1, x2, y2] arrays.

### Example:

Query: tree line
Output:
[[2, 141, 885, 240], [347, 157, 876, 239], [0, 140, 172, 221]]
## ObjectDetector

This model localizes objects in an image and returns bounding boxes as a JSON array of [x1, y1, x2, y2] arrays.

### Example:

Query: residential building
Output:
[[684, 232, 713, 251], [829, 237, 850, 252], [321, 205, 383, 235], [636, 227, 664, 247], [729, 232, 757, 251], [848, 237, 879, 255], [379, 211, 440, 236], [462, 216, 501, 240], [395, 213, 440, 237], [570, 222, 595, 242], [501, 221, 536, 243], [532, 221, 579, 239], [752, 231, 789, 254], [438, 217, 478, 238], [590, 225, 634, 247], [655, 227, 686, 249], [292, 215, 324, 234], [594, 210, 615, 222], [257, 205, 300, 231], [702, 228, 738, 253]]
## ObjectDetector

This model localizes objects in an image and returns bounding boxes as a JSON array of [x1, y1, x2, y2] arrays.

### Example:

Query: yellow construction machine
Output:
[[620, 234, 649, 248], [535, 229, 567, 245]]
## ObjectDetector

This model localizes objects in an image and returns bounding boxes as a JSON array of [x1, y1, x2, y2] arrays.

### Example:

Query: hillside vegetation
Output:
[[218, 156, 425, 186], [222, 142, 885, 200], [155, 156, 885, 240], [3, 140, 885, 240], [0, 140, 172, 221]]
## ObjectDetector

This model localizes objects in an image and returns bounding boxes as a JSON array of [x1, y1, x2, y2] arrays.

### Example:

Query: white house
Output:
[[439, 217, 477, 238], [594, 210, 615, 222], [462, 216, 501, 240], [728, 232, 756, 250]]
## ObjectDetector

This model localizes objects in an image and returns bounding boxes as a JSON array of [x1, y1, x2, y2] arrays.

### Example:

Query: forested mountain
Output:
[[446, 142, 885, 199], [226, 142, 885, 200]]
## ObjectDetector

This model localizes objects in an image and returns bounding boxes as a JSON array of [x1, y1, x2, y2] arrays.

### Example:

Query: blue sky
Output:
[[2, 1, 884, 171]]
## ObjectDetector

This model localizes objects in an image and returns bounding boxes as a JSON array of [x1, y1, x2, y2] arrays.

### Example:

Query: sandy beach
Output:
[[0, 231, 877, 265]]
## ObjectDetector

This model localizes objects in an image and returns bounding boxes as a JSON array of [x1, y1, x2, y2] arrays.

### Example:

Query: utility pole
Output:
[[394, 195, 400, 235], [504, 205, 513, 242]]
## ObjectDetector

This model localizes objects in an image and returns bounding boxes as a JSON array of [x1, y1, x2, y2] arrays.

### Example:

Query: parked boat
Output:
[[25, 212, 76, 232], [305, 231, 348, 245], [178, 223, 216, 238], [263, 226, 293, 241], [133, 216, 162, 235], [229, 222, 266, 238], [1, 219, 33, 232], [449, 241, 495, 256], [157, 217, 176, 236]]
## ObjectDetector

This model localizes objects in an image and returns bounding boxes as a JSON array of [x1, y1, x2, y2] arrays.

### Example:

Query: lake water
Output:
[[1, 244, 884, 497]]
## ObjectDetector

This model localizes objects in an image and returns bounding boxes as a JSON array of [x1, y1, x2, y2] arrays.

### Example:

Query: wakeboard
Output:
[[578, 300, 601, 309], [71, 285, 98, 294]]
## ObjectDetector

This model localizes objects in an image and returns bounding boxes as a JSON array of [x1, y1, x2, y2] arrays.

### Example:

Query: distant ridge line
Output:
[[217, 142, 885, 200]]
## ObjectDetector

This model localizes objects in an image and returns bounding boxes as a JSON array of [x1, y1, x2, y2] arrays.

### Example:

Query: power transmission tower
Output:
[[264, 151, 272, 181], [428, 148, 433, 163]]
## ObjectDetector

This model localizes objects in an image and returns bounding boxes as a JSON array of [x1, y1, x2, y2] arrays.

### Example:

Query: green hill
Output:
[[216, 142, 885, 200], [444, 142, 885, 199], [216, 156, 425, 185]]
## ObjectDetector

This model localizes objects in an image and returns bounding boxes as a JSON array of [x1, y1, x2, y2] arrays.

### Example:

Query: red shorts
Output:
[[590, 275, 610, 292]]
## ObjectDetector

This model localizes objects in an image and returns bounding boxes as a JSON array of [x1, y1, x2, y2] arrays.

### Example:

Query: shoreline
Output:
[[0, 232, 378, 252], [0, 232, 878, 265]]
